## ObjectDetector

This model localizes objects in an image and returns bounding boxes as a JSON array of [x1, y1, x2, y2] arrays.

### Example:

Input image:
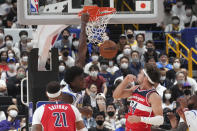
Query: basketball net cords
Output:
[[86, 10, 115, 44]]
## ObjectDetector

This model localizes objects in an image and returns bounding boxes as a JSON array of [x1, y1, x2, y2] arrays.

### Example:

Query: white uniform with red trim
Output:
[[125, 86, 157, 131]]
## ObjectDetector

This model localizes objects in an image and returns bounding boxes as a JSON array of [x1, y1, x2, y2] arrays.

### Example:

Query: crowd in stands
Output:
[[0, 0, 197, 130]]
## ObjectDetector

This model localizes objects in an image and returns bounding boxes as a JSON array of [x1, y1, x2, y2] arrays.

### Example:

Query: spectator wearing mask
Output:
[[180, 68, 197, 94], [85, 65, 107, 96], [170, 71, 185, 101], [18, 30, 29, 52], [53, 28, 71, 51], [130, 51, 142, 76], [166, 58, 181, 83], [0, 30, 6, 50], [162, 89, 174, 110], [156, 53, 173, 70], [99, 59, 112, 87], [71, 38, 79, 60], [58, 60, 67, 82], [84, 51, 100, 74], [126, 29, 137, 46], [117, 34, 129, 54], [7, 49, 17, 60], [0, 35, 20, 58], [7, 66, 26, 98], [0, 79, 7, 96], [176, 95, 197, 131], [117, 44, 132, 64], [0, 105, 20, 131], [144, 40, 159, 63], [17, 51, 28, 70], [183, 5, 197, 28], [6, 58, 17, 79], [131, 33, 147, 56], [107, 60, 119, 75], [0, 51, 9, 71], [83, 84, 98, 108], [59, 49, 75, 68], [160, 68, 173, 89], [171, 0, 186, 22], [88, 111, 110, 131], [104, 103, 122, 131], [165, 16, 184, 40], [112, 56, 136, 84]]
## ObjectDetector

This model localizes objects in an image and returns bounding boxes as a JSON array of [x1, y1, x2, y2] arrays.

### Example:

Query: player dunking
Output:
[[60, 13, 93, 117], [32, 81, 87, 131], [113, 64, 164, 131]]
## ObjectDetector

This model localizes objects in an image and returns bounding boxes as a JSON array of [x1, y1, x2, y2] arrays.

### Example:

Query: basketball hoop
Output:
[[79, 6, 116, 44]]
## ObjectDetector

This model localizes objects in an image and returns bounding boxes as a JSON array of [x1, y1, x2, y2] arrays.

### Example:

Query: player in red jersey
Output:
[[113, 64, 164, 131], [32, 81, 87, 131]]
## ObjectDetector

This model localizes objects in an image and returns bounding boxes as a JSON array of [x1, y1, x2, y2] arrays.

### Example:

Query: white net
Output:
[[86, 10, 116, 44]]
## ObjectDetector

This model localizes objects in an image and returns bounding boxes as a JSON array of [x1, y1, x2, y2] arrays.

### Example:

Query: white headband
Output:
[[143, 69, 155, 85], [47, 90, 61, 98]]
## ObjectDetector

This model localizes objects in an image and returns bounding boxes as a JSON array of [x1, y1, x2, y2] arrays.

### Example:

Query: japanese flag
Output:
[[136, 1, 151, 11]]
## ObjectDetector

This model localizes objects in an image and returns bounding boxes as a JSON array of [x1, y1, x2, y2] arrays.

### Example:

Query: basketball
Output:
[[99, 40, 118, 59]]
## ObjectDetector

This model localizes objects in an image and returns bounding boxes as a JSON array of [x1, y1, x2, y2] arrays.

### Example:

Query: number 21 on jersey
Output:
[[53, 112, 68, 127]]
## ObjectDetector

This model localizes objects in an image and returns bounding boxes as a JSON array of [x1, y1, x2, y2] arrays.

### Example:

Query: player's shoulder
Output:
[[148, 91, 161, 101]]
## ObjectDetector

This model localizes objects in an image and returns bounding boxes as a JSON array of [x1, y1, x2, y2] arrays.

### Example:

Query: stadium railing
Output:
[[166, 34, 197, 77]]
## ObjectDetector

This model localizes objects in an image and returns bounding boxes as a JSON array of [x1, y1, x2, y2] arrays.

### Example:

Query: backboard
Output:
[[17, 0, 164, 25]]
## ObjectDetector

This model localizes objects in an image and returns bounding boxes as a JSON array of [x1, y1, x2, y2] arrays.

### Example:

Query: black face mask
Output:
[[188, 104, 195, 110], [1, 56, 7, 61], [147, 48, 154, 52], [96, 120, 104, 126], [107, 111, 115, 117], [63, 35, 69, 40], [184, 89, 191, 95], [127, 34, 134, 39]]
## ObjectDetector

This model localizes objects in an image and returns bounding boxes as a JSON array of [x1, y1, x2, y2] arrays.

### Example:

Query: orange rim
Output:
[[78, 6, 116, 21]]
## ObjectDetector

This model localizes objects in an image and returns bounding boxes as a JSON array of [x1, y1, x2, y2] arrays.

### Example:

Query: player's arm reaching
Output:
[[128, 92, 164, 126], [113, 74, 138, 99], [75, 13, 89, 68]]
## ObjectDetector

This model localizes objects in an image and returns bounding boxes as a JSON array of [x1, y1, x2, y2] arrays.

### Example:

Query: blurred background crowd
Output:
[[0, 0, 197, 131]]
